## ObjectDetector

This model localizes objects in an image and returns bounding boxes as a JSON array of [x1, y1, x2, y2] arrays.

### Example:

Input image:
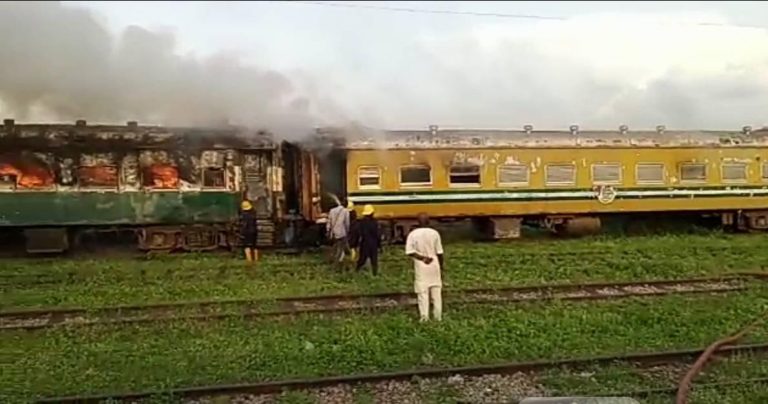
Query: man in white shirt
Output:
[[326, 198, 350, 269], [405, 213, 444, 322]]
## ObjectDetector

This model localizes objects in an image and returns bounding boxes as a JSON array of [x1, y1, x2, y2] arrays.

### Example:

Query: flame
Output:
[[148, 164, 179, 189], [0, 163, 54, 188], [78, 166, 118, 187]]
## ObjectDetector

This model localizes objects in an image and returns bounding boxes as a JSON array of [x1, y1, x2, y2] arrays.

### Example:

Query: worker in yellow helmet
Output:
[[239, 199, 258, 263], [355, 204, 380, 275], [347, 200, 359, 264]]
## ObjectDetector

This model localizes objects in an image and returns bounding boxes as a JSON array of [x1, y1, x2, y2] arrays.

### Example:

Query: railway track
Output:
[[35, 343, 768, 403], [1, 275, 755, 331]]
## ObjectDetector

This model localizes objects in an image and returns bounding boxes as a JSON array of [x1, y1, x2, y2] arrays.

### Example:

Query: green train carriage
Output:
[[0, 120, 293, 253]]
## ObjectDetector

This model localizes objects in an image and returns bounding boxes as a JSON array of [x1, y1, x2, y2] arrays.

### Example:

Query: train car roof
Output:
[[317, 125, 768, 149], [0, 120, 277, 150]]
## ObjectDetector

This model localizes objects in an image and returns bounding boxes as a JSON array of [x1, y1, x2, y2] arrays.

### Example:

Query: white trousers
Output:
[[416, 286, 442, 321]]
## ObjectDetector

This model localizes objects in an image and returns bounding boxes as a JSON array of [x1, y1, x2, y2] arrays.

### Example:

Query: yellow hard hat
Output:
[[347, 200, 354, 210], [240, 200, 253, 211], [362, 204, 374, 216]]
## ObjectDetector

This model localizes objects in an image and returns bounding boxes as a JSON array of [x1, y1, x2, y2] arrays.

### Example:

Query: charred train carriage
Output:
[[0, 119, 324, 253], [2, 119, 768, 253]]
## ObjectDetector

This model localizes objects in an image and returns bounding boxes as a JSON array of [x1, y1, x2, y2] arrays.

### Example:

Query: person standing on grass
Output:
[[239, 199, 258, 263], [405, 213, 444, 322], [355, 204, 381, 275], [326, 197, 351, 270], [347, 201, 359, 264]]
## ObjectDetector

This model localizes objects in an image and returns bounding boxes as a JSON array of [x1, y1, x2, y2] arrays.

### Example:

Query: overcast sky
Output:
[[2, 1, 767, 132]]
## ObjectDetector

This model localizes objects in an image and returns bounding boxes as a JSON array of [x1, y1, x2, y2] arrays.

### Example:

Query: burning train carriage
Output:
[[322, 125, 768, 240], [0, 120, 286, 253]]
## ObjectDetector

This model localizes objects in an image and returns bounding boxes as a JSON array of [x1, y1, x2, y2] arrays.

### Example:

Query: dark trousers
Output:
[[356, 244, 378, 275]]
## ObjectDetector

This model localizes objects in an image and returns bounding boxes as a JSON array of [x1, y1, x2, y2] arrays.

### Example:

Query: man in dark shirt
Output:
[[355, 204, 381, 275], [239, 200, 258, 263]]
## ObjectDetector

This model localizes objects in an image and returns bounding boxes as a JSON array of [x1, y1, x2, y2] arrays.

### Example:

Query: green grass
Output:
[[3, 289, 768, 402], [4, 233, 768, 309]]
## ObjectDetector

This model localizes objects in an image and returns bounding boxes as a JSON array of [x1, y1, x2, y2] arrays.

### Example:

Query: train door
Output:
[[242, 150, 277, 246], [317, 148, 347, 211]]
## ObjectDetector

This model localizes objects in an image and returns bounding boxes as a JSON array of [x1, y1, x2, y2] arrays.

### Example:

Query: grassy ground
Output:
[[3, 233, 768, 309], [3, 289, 768, 402]]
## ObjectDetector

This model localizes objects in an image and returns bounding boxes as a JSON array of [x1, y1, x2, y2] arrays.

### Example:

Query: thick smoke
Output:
[[0, 2, 328, 138], [1, 3, 766, 134]]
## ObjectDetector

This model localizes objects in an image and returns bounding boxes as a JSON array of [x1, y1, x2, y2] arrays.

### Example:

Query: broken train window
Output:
[[77, 166, 119, 188], [358, 166, 381, 188], [143, 164, 180, 189], [201, 151, 227, 189], [449, 164, 481, 186], [400, 165, 432, 187]]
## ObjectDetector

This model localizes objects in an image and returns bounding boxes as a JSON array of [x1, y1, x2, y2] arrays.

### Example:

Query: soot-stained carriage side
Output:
[[317, 124, 768, 241], [0, 119, 290, 253]]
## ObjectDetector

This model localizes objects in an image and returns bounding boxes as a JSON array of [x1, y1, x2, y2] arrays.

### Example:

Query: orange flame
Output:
[[78, 166, 118, 187], [148, 164, 179, 189], [0, 163, 54, 188]]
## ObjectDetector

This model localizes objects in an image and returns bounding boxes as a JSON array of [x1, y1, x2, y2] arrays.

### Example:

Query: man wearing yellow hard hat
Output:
[[354, 204, 380, 275], [239, 199, 258, 263]]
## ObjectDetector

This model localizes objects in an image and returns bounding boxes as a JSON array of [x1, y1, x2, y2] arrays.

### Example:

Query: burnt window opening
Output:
[[449, 164, 481, 186], [0, 173, 16, 190], [202, 167, 226, 188], [77, 166, 118, 188], [143, 164, 180, 189], [400, 165, 432, 186], [0, 161, 54, 189], [358, 166, 381, 188]]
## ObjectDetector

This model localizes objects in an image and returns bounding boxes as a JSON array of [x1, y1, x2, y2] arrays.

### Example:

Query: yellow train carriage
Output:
[[341, 125, 768, 237]]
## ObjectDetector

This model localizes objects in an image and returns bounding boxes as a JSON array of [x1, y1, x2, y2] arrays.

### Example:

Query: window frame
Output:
[[399, 164, 432, 188], [142, 164, 181, 191], [545, 163, 577, 187], [679, 162, 708, 184], [357, 165, 382, 189], [448, 164, 481, 188], [762, 162, 768, 182], [721, 163, 748, 184], [635, 163, 666, 185], [497, 164, 530, 187], [201, 167, 227, 190], [76, 165, 120, 190], [591, 163, 622, 185]]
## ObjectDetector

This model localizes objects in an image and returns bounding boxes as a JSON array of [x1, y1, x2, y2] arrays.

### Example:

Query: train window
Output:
[[202, 168, 226, 188], [77, 166, 118, 188], [545, 164, 576, 186], [449, 164, 481, 186], [400, 165, 432, 187], [498, 164, 529, 186], [143, 164, 180, 189], [763, 163, 768, 181], [721, 163, 747, 183], [636, 164, 665, 184], [592, 163, 621, 185], [358, 166, 381, 188], [680, 163, 707, 183]]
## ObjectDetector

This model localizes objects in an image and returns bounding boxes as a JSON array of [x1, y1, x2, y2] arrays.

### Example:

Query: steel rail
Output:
[[35, 343, 768, 403], [1, 276, 750, 331]]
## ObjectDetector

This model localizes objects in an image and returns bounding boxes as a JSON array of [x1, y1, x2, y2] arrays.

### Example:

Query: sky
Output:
[[1, 1, 767, 134]]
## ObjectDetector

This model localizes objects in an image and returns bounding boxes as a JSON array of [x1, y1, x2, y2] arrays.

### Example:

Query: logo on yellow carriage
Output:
[[593, 185, 617, 205]]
